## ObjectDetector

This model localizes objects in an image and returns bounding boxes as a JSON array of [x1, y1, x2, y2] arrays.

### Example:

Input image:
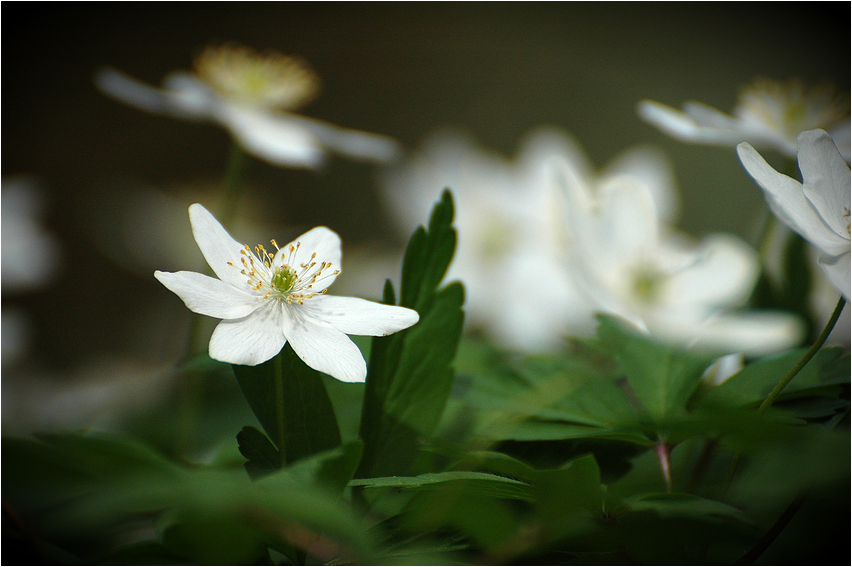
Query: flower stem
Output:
[[757, 295, 845, 416], [725, 295, 846, 494], [274, 351, 287, 467], [217, 142, 248, 231], [655, 439, 672, 492]]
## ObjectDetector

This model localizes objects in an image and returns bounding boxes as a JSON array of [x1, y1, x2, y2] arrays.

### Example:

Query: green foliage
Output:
[[232, 343, 342, 465], [237, 425, 280, 480], [358, 189, 465, 478], [596, 314, 717, 425], [3, 432, 373, 565], [3, 189, 849, 565]]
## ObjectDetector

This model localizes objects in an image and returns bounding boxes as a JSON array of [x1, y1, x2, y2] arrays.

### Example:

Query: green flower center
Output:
[[271, 265, 298, 294], [632, 266, 663, 303]]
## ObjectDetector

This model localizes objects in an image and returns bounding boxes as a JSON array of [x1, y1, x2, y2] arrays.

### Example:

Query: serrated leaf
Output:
[[232, 343, 341, 465], [236, 426, 280, 481], [597, 315, 714, 423], [358, 190, 464, 478], [465, 351, 648, 444]]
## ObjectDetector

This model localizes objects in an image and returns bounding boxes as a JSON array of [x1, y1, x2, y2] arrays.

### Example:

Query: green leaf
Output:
[[232, 343, 342, 465], [623, 492, 755, 525], [358, 190, 465, 478], [464, 352, 648, 444], [698, 346, 848, 410], [349, 470, 532, 501], [236, 426, 280, 481], [285, 441, 364, 495], [597, 315, 714, 424]]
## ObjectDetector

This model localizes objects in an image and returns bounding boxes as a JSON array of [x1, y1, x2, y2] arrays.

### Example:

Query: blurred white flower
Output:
[[737, 129, 850, 300], [381, 127, 683, 351], [155, 204, 418, 382], [381, 128, 602, 351], [96, 43, 400, 167], [2, 177, 61, 365], [1, 177, 60, 291], [555, 158, 803, 356], [703, 353, 745, 386], [639, 78, 850, 161]]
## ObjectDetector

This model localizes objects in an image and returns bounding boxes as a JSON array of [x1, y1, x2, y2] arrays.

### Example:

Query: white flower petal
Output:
[[276, 226, 342, 291], [603, 145, 679, 224], [216, 105, 325, 168], [665, 234, 757, 308], [597, 179, 659, 263], [161, 72, 219, 117], [95, 68, 214, 120], [95, 68, 172, 114], [282, 307, 367, 382], [304, 295, 419, 336], [737, 143, 844, 256], [817, 251, 851, 301], [657, 310, 804, 357], [209, 302, 286, 366], [798, 129, 851, 240], [188, 203, 251, 289], [683, 101, 743, 131], [827, 123, 852, 163], [638, 100, 742, 145], [289, 114, 402, 163], [154, 270, 260, 319]]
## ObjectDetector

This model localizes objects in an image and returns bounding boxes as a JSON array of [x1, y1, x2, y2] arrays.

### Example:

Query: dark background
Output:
[[2, 2, 849, 372]]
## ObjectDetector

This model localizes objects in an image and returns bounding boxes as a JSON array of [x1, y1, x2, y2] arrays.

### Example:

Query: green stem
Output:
[[274, 352, 287, 467], [725, 295, 846, 495], [735, 491, 809, 565], [757, 295, 845, 416], [217, 142, 248, 230]]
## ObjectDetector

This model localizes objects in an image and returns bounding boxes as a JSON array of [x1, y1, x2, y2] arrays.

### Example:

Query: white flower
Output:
[[2, 176, 61, 366], [639, 78, 850, 161], [154, 204, 419, 382], [96, 43, 400, 168], [737, 129, 850, 300], [380, 128, 593, 351], [380, 127, 683, 351], [2, 177, 61, 292], [555, 158, 803, 356]]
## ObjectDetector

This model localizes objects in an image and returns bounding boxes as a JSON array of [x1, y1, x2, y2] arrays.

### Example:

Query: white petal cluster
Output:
[[381, 127, 799, 354], [554, 144, 803, 356], [95, 44, 400, 168], [639, 78, 850, 161], [380, 128, 595, 351], [154, 204, 419, 382], [738, 129, 850, 300]]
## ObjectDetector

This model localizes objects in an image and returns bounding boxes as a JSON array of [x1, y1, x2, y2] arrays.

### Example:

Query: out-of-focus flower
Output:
[[2, 177, 61, 365], [554, 157, 803, 356], [639, 78, 850, 161], [703, 353, 745, 386], [381, 128, 604, 351], [155, 204, 418, 382], [1, 177, 61, 291], [737, 129, 850, 300], [96, 43, 400, 167]]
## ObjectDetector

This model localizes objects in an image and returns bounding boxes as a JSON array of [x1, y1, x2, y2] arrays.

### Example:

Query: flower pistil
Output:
[[228, 240, 339, 305]]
